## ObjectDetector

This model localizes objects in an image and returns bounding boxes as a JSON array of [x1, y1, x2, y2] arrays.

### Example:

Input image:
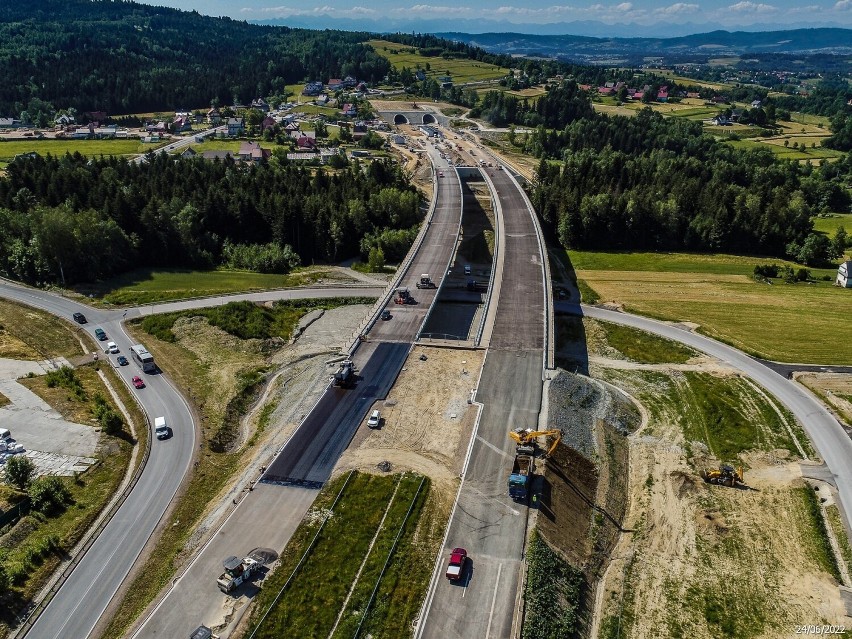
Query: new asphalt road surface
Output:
[[418, 166, 547, 639], [131, 142, 464, 637]]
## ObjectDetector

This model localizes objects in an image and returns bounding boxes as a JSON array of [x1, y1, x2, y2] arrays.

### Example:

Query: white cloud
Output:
[[787, 3, 819, 12], [614, 2, 633, 11], [834, 0, 852, 9], [241, 5, 377, 17], [727, 1, 777, 13], [654, 2, 700, 15]]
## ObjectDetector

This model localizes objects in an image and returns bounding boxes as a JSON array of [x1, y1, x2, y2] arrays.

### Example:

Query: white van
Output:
[[463, 264, 472, 276], [154, 416, 171, 440]]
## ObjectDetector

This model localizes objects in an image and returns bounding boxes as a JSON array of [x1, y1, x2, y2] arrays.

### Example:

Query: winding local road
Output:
[[575, 303, 852, 531], [0, 283, 380, 639]]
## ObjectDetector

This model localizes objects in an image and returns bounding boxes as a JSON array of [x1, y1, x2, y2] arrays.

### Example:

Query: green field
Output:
[[812, 213, 852, 237], [76, 268, 332, 306], [726, 138, 845, 161], [367, 39, 508, 84], [569, 250, 851, 364], [247, 472, 433, 639], [0, 138, 163, 163]]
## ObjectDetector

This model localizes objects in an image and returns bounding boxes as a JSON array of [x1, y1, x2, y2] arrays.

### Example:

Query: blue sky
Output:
[[144, 0, 852, 29]]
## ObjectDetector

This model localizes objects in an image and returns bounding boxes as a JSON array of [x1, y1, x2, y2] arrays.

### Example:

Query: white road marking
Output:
[[485, 563, 503, 639], [475, 435, 511, 459]]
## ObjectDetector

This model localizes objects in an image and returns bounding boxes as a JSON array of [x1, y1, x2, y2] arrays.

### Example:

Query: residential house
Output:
[[751, 100, 763, 108], [730, 108, 744, 122], [415, 70, 426, 82], [303, 81, 324, 96], [180, 147, 197, 159], [342, 103, 357, 117], [94, 125, 117, 138], [238, 141, 270, 163], [598, 86, 614, 95], [316, 94, 330, 105], [0, 117, 19, 128], [711, 114, 730, 126], [578, 84, 591, 91], [251, 98, 270, 112], [172, 117, 192, 133], [604, 81, 615, 89], [54, 114, 75, 126], [295, 134, 317, 149], [327, 78, 343, 91], [632, 91, 644, 101], [686, 92, 700, 99], [207, 108, 222, 125], [261, 116, 276, 132], [227, 118, 244, 136], [656, 86, 668, 102], [284, 122, 300, 134], [342, 76, 357, 89], [836, 261, 852, 288], [353, 122, 368, 140]]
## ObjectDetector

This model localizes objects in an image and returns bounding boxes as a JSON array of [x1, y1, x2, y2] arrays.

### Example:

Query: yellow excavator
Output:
[[700, 464, 745, 487], [509, 428, 562, 457]]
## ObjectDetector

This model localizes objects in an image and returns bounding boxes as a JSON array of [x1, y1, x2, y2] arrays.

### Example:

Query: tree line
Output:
[[0, 0, 391, 116], [0, 152, 420, 285], [529, 107, 852, 262]]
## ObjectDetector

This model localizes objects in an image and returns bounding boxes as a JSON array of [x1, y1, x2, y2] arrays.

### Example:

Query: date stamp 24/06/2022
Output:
[[794, 625, 846, 635]]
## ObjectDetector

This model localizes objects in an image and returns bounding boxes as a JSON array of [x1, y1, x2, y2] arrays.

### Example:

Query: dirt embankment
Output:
[[335, 345, 484, 513], [535, 371, 640, 634]]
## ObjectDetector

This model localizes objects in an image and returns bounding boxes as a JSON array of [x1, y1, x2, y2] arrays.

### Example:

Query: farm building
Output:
[[836, 261, 852, 288]]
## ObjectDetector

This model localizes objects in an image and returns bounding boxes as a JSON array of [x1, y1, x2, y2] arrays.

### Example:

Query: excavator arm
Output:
[[509, 429, 562, 456]]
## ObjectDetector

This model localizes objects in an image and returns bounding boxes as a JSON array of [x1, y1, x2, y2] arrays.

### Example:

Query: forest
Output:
[[0, 0, 390, 116], [528, 106, 852, 261], [0, 153, 420, 285]]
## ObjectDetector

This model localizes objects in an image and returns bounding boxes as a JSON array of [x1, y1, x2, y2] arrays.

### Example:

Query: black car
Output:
[[73, 312, 87, 324], [117, 356, 129, 366], [381, 310, 392, 320]]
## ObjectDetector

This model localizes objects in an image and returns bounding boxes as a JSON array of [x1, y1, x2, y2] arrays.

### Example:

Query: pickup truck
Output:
[[446, 547, 467, 581]]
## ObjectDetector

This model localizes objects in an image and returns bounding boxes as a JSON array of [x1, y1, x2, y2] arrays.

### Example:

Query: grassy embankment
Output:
[[101, 297, 375, 637], [569, 250, 850, 364], [366, 39, 507, 85], [0, 301, 141, 638], [245, 472, 436, 639], [75, 267, 333, 306]]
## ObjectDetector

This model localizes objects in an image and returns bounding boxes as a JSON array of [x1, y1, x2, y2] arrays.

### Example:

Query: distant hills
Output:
[[435, 28, 852, 63]]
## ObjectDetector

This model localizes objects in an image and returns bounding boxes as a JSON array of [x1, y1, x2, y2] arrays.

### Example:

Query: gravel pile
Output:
[[547, 371, 641, 460]]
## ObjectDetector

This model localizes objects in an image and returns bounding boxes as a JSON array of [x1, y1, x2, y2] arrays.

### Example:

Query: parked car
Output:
[[381, 310, 392, 321], [106, 341, 119, 354], [132, 376, 145, 389], [367, 409, 381, 428], [73, 312, 87, 324], [446, 547, 467, 581], [117, 355, 128, 366], [438, 171, 444, 178]]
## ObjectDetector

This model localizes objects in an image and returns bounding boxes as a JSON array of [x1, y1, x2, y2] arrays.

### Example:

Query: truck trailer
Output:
[[508, 445, 535, 501]]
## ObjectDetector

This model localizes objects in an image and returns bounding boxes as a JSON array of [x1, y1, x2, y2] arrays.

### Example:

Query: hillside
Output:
[[439, 28, 852, 64], [0, 0, 389, 115]]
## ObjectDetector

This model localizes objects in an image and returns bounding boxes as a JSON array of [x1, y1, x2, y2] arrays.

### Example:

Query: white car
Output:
[[367, 410, 381, 428], [106, 341, 119, 354]]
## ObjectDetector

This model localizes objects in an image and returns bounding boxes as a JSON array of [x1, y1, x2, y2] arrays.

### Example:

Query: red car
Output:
[[445, 547, 467, 581], [132, 376, 145, 389]]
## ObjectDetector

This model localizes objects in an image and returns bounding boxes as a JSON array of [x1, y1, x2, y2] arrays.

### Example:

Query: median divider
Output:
[[474, 167, 503, 347]]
